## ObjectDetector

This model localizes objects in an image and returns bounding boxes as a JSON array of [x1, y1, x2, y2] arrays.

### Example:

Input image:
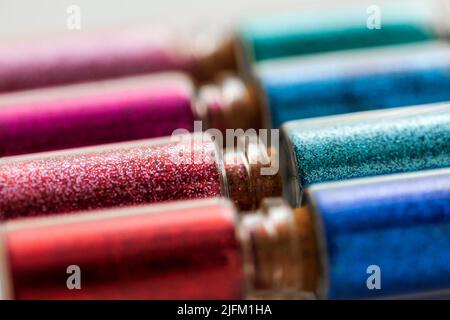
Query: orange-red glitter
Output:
[[5, 199, 245, 299]]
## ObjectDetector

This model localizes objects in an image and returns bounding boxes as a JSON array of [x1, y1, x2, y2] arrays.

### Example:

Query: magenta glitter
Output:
[[0, 28, 196, 92], [0, 136, 223, 220], [0, 74, 196, 156]]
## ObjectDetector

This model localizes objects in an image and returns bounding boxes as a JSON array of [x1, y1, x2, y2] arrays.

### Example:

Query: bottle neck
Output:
[[239, 199, 319, 299], [434, 0, 450, 39], [293, 206, 320, 293], [195, 76, 264, 134], [190, 30, 238, 82], [222, 137, 282, 211]]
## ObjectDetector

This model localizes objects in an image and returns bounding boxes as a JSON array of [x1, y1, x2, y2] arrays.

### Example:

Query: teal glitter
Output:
[[282, 104, 450, 193], [238, 2, 440, 62]]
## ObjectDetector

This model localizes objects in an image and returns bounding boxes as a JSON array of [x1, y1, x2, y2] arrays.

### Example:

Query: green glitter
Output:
[[283, 104, 450, 190]]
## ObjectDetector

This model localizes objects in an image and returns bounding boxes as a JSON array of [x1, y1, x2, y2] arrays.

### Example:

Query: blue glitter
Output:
[[256, 42, 450, 128], [307, 168, 450, 299], [281, 104, 450, 199]]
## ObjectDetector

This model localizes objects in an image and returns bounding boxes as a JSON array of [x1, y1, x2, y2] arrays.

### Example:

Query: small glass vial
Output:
[[0, 132, 281, 219], [302, 167, 450, 299], [205, 41, 450, 130], [280, 103, 450, 206], [0, 26, 236, 92], [236, 0, 450, 65], [0, 72, 262, 157], [0, 197, 306, 300]]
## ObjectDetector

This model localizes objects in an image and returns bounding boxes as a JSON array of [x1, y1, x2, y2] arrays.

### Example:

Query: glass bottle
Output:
[[280, 103, 450, 206], [0, 26, 236, 92], [236, 0, 449, 65], [208, 41, 450, 130], [0, 132, 281, 219], [0, 73, 261, 156]]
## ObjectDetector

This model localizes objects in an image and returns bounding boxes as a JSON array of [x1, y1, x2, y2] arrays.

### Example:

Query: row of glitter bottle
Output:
[[2, 41, 450, 157], [0, 0, 449, 300], [1, 167, 449, 299], [1, 103, 449, 219], [1, 0, 448, 91]]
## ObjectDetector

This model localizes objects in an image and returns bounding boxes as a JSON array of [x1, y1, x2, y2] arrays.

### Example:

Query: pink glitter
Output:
[[0, 28, 196, 92], [0, 74, 196, 156], [0, 136, 223, 220]]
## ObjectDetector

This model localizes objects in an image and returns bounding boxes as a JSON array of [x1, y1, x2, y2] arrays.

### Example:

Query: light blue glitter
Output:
[[283, 104, 450, 190]]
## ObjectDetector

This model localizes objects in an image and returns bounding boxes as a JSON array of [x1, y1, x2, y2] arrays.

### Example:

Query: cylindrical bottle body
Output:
[[237, 1, 443, 65], [0, 27, 222, 92], [305, 168, 450, 299], [1, 198, 245, 299], [255, 42, 450, 128], [0, 73, 196, 156], [0, 134, 225, 219], [281, 104, 450, 205]]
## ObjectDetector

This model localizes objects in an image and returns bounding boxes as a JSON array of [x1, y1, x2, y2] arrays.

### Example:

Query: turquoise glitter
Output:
[[238, 1, 441, 62], [281, 104, 450, 202]]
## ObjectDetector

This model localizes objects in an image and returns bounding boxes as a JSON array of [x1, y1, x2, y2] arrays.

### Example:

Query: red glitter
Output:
[[4, 199, 245, 299], [0, 135, 223, 219]]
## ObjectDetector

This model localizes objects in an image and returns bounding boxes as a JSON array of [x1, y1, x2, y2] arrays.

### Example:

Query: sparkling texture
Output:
[[239, 2, 437, 62], [5, 199, 244, 299], [0, 74, 195, 156], [0, 137, 223, 219], [308, 168, 450, 299], [283, 104, 450, 191], [257, 42, 450, 128]]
